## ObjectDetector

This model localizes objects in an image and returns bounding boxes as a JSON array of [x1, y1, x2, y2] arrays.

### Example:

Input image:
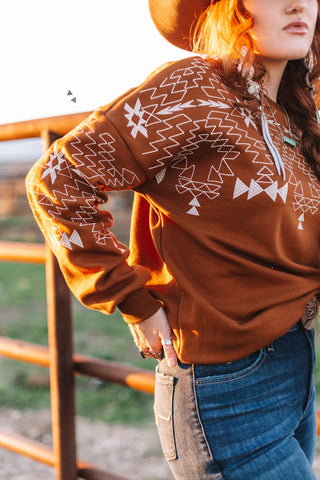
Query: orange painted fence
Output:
[[0, 112, 319, 479], [0, 113, 155, 480]]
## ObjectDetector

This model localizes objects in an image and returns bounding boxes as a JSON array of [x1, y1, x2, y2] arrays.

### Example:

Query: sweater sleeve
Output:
[[25, 107, 162, 323]]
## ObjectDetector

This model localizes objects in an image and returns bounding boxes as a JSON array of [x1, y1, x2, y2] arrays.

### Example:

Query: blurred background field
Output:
[[1, 159, 320, 427], [0, 168, 157, 426], [0, 208, 172, 477], [0, 258, 157, 426]]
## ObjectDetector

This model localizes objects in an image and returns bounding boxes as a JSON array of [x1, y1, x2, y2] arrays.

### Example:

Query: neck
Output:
[[261, 59, 288, 103]]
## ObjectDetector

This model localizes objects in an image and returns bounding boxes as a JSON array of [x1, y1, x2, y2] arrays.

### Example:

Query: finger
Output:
[[162, 343, 177, 367], [160, 334, 177, 368], [129, 324, 149, 353]]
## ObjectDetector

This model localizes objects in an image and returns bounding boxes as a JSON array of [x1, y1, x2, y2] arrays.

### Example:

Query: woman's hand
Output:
[[129, 307, 178, 367]]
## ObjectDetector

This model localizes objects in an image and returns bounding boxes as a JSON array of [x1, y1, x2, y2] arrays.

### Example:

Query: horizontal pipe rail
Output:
[[0, 430, 54, 466], [74, 356, 155, 394], [0, 241, 45, 264], [0, 336, 155, 394], [0, 111, 92, 142], [0, 337, 49, 367], [0, 431, 131, 480]]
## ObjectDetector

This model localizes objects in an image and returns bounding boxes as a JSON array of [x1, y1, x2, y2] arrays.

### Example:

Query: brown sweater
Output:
[[26, 56, 320, 363]]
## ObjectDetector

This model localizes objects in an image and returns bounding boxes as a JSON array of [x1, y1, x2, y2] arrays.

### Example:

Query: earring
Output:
[[303, 56, 320, 125], [304, 56, 314, 94]]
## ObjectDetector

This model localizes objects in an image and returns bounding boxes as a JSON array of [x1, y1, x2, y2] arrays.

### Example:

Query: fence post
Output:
[[43, 130, 78, 480]]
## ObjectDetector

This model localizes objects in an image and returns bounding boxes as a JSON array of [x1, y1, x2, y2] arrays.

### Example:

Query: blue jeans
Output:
[[154, 322, 317, 479]]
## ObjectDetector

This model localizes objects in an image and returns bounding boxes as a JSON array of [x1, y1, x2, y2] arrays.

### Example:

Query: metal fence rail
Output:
[[1, 112, 319, 479], [0, 332, 155, 394], [0, 113, 156, 480]]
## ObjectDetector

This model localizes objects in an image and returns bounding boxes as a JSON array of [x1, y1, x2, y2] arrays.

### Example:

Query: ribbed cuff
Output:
[[118, 287, 162, 324]]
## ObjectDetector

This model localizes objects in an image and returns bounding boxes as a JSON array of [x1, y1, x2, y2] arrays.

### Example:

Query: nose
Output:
[[286, 2, 305, 15], [286, 3, 305, 15]]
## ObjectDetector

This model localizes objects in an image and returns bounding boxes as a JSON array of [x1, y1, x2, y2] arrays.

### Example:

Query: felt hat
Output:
[[149, 0, 213, 51]]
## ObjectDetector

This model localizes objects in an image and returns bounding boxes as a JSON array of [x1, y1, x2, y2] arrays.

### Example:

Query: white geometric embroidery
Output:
[[197, 99, 230, 109], [286, 151, 320, 228], [155, 168, 167, 184], [309, 184, 320, 198], [60, 230, 83, 250], [92, 224, 125, 252], [41, 144, 67, 184], [233, 178, 288, 203], [69, 113, 140, 188], [177, 176, 221, 214], [278, 184, 289, 203], [92, 224, 112, 245], [233, 178, 249, 198], [237, 107, 258, 129], [264, 182, 279, 202], [48, 233, 61, 252], [207, 160, 234, 184], [247, 179, 264, 199], [158, 101, 196, 115], [187, 198, 201, 216], [293, 195, 320, 214], [145, 114, 192, 169], [256, 166, 274, 184], [33, 56, 320, 243], [124, 98, 148, 138], [298, 213, 305, 231]]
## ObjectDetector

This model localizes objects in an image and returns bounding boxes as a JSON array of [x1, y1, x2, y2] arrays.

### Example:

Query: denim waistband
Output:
[[288, 321, 301, 333]]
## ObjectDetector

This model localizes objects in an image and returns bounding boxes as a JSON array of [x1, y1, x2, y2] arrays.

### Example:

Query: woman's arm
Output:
[[25, 107, 162, 322]]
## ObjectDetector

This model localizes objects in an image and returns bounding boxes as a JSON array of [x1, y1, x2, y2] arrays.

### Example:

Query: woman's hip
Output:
[[154, 322, 316, 479]]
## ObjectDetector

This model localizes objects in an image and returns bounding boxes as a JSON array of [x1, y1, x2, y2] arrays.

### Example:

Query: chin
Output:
[[286, 44, 313, 61], [272, 49, 311, 62], [287, 51, 310, 61]]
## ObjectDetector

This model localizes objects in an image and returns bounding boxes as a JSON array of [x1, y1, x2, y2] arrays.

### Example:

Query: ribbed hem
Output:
[[118, 287, 162, 324]]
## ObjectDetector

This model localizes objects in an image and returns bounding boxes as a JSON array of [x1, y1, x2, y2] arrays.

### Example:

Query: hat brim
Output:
[[149, 0, 211, 51]]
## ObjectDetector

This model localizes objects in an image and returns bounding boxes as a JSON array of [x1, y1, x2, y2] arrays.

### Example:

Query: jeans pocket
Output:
[[195, 348, 265, 385], [154, 368, 177, 461]]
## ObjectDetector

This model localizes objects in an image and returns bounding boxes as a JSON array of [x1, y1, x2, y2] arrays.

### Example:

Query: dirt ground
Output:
[[1, 407, 320, 480], [0, 408, 173, 480]]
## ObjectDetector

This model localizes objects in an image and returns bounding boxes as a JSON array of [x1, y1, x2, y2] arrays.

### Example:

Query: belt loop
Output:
[[301, 295, 320, 330]]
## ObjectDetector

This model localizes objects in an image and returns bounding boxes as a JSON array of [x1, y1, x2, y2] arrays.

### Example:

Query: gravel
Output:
[[0, 408, 173, 480], [1, 407, 320, 480]]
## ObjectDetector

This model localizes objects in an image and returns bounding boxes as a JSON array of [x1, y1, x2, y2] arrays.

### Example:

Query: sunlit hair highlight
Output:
[[193, 0, 260, 86], [193, 0, 252, 59], [193, 0, 320, 179]]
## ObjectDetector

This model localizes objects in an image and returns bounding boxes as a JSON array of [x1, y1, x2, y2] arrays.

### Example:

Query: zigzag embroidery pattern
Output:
[[28, 117, 138, 251], [43, 112, 141, 248], [29, 56, 320, 244], [267, 111, 320, 230], [121, 56, 320, 226], [122, 57, 282, 217], [69, 113, 140, 188]]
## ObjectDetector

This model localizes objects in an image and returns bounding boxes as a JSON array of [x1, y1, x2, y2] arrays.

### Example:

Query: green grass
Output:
[[2, 260, 320, 428], [0, 261, 156, 425]]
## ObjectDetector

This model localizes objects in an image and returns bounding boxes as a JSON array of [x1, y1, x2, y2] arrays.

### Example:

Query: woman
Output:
[[26, 0, 320, 478]]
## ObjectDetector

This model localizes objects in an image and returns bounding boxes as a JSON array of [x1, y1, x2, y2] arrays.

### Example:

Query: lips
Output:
[[283, 21, 309, 33]]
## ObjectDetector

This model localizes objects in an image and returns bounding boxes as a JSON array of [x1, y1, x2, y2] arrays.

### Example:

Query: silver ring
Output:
[[161, 338, 173, 346]]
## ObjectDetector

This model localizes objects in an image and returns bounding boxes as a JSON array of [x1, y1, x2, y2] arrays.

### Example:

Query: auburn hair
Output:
[[193, 0, 320, 179]]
